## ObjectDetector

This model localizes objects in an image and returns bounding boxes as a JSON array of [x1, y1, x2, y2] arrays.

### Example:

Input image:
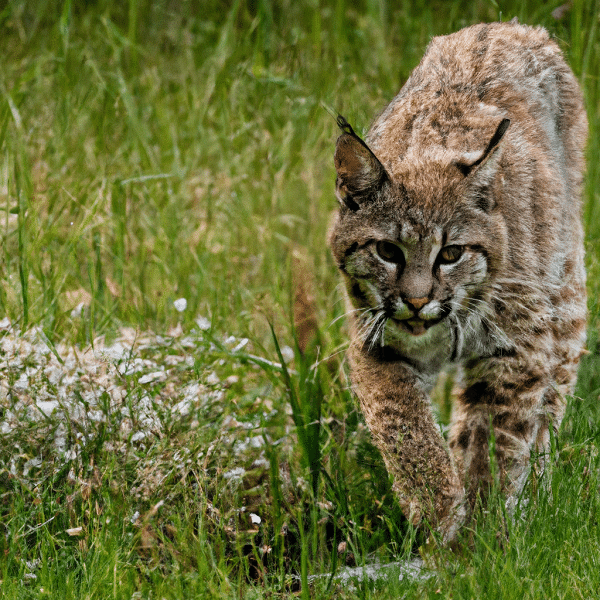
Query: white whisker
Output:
[[367, 310, 387, 351], [328, 306, 372, 328]]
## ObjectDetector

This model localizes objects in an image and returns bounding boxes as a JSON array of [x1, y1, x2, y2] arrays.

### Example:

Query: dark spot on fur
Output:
[[351, 283, 367, 304], [461, 381, 512, 406], [542, 389, 560, 407], [492, 412, 510, 427], [463, 357, 480, 370], [404, 113, 417, 133], [513, 420, 531, 437], [345, 242, 358, 257], [494, 432, 510, 448], [521, 374, 542, 390], [461, 381, 489, 405], [467, 426, 492, 501], [446, 100, 464, 118], [476, 25, 489, 42], [457, 429, 470, 449], [474, 425, 489, 446], [563, 258, 575, 276], [475, 44, 488, 58], [555, 367, 573, 386]]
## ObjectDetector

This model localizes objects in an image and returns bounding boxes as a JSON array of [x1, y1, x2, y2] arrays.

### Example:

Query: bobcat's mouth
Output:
[[392, 317, 442, 336]]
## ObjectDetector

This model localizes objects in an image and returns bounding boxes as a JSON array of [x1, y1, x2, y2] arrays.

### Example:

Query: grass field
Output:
[[1, 0, 599, 597]]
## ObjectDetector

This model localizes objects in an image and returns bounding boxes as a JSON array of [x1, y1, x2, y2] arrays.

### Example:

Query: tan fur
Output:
[[329, 22, 587, 542]]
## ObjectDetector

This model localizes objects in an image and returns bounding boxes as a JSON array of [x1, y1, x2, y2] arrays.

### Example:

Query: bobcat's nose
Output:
[[405, 297, 429, 311]]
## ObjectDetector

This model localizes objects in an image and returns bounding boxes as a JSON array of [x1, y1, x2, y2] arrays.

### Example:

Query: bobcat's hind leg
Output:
[[448, 355, 551, 511]]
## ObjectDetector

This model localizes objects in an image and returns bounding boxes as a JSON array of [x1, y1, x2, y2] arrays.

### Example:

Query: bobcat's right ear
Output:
[[334, 115, 388, 211], [454, 118, 511, 178]]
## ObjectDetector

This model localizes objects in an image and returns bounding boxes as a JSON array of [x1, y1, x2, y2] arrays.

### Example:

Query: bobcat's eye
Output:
[[376, 241, 404, 264], [439, 245, 463, 264]]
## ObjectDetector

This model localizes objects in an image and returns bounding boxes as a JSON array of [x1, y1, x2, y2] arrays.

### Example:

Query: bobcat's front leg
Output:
[[348, 346, 465, 541]]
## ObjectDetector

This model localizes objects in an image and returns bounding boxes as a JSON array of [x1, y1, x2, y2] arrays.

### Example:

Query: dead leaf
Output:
[[105, 277, 121, 298], [64, 288, 92, 310]]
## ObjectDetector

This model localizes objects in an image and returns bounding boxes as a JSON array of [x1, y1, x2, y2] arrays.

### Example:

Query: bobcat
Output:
[[329, 21, 587, 542]]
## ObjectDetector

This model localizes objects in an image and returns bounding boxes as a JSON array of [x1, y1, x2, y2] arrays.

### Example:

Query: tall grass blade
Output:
[[269, 322, 322, 497]]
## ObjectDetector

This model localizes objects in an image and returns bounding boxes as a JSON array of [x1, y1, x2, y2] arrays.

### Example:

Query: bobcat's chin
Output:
[[391, 316, 443, 337]]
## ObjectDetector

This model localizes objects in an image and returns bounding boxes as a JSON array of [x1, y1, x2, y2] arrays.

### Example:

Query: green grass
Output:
[[1, 0, 599, 597]]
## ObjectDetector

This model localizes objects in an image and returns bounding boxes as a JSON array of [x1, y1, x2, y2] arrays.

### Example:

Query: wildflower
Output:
[[173, 298, 187, 312]]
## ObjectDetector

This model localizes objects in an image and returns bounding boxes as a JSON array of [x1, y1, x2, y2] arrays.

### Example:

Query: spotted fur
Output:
[[329, 22, 587, 542]]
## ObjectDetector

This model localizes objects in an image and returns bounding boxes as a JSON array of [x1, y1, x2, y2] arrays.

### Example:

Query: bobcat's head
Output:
[[329, 114, 511, 359]]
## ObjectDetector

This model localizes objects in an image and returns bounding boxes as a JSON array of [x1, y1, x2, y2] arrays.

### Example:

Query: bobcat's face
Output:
[[332, 182, 495, 356], [329, 115, 511, 358], [344, 218, 486, 338]]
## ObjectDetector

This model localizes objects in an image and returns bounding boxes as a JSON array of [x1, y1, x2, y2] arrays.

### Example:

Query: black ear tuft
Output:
[[337, 114, 355, 135], [337, 114, 380, 156], [485, 118, 511, 154], [455, 118, 511, 177]]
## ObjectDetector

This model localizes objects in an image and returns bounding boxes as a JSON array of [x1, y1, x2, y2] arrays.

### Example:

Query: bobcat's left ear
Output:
[[454, 118, 511, 178], [334, 115, 388, 211]]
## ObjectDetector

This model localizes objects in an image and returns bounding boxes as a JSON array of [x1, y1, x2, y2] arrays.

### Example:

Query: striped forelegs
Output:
[[348, 347, 466, 542]]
